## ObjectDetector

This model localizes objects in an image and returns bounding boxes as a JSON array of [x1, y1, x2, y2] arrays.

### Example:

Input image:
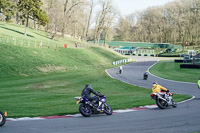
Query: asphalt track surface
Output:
[[1, 61, 200, 133]]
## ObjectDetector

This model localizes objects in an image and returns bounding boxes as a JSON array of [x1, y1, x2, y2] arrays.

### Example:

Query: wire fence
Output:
[[0, 35, 93, 50]]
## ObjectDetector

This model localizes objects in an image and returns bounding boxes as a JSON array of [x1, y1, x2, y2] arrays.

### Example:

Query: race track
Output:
[[1, 61, 200, 133]]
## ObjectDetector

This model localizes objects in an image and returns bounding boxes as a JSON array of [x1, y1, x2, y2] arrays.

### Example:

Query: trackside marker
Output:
[[5, 111, 7, 116], [40, 116, 72, 119]]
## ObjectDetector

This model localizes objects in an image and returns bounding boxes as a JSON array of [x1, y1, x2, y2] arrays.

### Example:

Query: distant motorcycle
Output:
[[119, 66, 123, 74], [143, 74, 148, 80], [119, 69, 122, 74], [75, 93, 112, 117], [143, 72, 148, 80], [0, 111, 6, 127], [150, 91, 177, 109]]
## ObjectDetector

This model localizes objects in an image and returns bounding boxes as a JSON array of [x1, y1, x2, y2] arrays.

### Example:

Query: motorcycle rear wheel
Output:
[[0, 111, 6, 127], [79, 104, 92, 117], [156, 98, 167, 109], [119, 70, 122, 74], [104, 104, 112, 115]]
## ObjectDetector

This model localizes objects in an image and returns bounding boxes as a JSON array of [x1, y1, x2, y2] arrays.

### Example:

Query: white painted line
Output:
[[105, 69, 114, 79], [105, 68, 146, 88], [65, 114, 82, 117], [7, 117, 45, 121], [148, 61, 197, 85], [144, 105, 157, 109], [177, 96, 196, 104], [114, 110, 136, 113]]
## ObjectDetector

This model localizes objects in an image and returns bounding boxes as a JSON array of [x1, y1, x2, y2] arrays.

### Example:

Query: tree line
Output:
[[0, 0, 117, 44], [0, 0, 49, 36], [117, 0, 200, 46], [0, 0, 200, 46]]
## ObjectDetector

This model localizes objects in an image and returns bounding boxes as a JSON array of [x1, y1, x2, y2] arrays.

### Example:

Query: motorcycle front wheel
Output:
[[104, 104, 113, 115], [0, 111, 6, 127], [156, 98, 167, 109], [79, 104, 92, 117], [172, 99, 177, 108]]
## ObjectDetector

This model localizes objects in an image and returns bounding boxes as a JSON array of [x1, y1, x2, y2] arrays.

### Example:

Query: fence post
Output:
[[48, 40, 49, 48], [39, 41, 43, 48], [34, 40, 36, 48], [20, 39, 23, 46], [28, 40, 30, 47], [56, 43, 58, 51], [12, 38, 15, 45]]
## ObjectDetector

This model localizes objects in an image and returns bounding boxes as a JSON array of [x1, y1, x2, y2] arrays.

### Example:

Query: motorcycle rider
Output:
[[119, 66, 123, 74], [143, 71, 148, 80], [81, 84, 103, 110], [152, 82, 172, 103], [152, 82, 169, 93]]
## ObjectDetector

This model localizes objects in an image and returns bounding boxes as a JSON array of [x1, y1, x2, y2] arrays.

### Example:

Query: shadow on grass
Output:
[[0, 25, 34, 38], [33, 31, 51, 40]]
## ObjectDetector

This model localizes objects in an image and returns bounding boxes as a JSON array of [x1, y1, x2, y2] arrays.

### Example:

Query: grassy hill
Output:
[[0, 23, 191, 118], [0, 22, 90, 48]]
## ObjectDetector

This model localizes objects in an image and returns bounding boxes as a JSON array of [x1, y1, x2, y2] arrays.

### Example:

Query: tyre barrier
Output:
[[112, 59, 132, 65]]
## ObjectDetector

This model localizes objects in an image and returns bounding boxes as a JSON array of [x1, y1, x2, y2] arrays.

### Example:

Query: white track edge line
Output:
[[147, 61, 196, 85]]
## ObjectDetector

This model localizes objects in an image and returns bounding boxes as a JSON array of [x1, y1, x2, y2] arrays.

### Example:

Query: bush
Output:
[[180, 64, 200, 69], [150, 54, 155, 57], [158, 54, 180, 57]]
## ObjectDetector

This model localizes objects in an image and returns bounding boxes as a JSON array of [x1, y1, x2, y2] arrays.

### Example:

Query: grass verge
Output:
[[149, 61, 200, 83]]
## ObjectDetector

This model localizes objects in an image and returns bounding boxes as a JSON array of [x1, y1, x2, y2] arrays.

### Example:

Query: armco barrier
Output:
[[180, 64, 200, 69], [112, 59, 131, 65]]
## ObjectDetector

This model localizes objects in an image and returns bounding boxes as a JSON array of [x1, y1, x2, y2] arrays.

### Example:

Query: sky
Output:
[[112, 0, 176, 16]]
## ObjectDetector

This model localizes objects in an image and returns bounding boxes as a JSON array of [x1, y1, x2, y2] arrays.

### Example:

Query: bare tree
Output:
[[61, 0, 84, 37], [116, 0, 200, 47], [85, 0, 94, 40], [94, 0, 118, 44]]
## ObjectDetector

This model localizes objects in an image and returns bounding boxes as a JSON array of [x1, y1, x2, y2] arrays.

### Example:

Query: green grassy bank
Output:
[[150, 61, 200, 83]]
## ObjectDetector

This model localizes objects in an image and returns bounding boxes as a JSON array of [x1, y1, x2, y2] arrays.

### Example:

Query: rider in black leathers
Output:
[[143, 71, 148, 80], [81, 84, 103, 103]]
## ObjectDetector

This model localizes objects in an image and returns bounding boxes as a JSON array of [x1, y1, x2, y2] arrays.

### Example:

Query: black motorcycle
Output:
[[119, 69, 122, 74], [0, 111, 6, 127], [75, 93, 112, 117], [143, 73, 148, 80]]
